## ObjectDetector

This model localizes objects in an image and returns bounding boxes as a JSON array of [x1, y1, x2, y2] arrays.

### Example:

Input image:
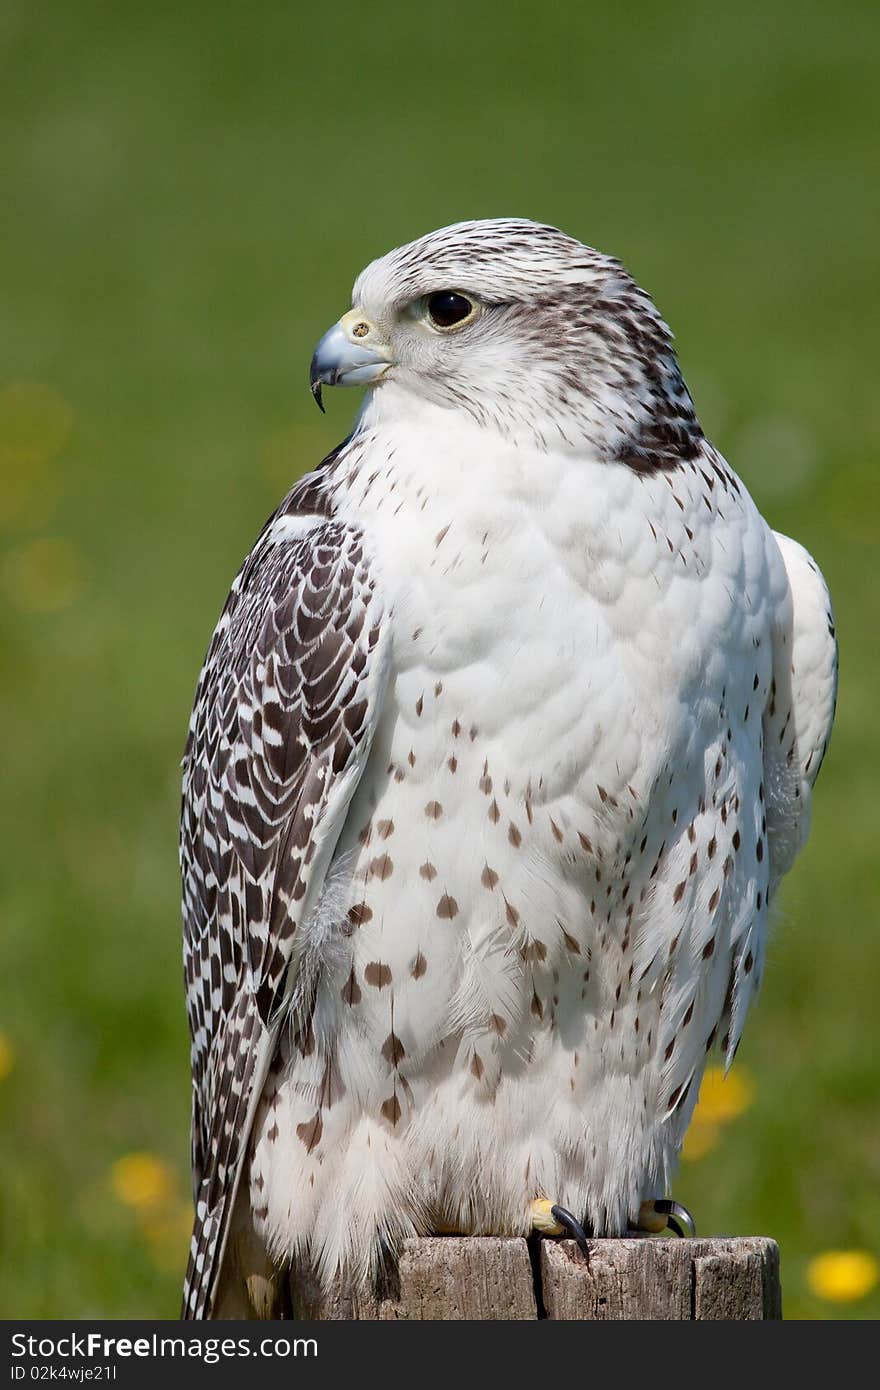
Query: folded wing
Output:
[[764, 532, 838, 893], [180, 464, 388, 1318]]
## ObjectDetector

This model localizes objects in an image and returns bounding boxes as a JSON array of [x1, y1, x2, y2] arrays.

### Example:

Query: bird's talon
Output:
[[550, 1204, 591, 1258], [637, 1198, 697, 1238], [530, 1198, 591, 1255]]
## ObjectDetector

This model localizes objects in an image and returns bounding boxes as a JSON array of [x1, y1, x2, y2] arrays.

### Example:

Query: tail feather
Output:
[[181, 1184, 230, 1319]]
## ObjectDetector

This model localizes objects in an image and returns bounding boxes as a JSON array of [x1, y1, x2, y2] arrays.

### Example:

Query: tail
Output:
[[180, 1006, 274, 1318], [181, 1182, 231, 1319], [182, 1180, 288, 1320]]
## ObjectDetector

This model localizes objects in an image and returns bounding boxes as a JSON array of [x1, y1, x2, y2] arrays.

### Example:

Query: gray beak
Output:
[[309, 314, 391, 412]]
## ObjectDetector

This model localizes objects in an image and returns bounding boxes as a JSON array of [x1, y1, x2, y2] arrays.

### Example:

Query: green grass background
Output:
[[1, 0, 877, 1320]]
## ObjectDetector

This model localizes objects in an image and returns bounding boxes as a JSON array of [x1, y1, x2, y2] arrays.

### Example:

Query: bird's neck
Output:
[[348, 358, 702, 473]]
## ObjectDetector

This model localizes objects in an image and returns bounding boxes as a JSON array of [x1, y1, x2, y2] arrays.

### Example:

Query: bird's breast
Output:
[[333, 423, 774, 837]]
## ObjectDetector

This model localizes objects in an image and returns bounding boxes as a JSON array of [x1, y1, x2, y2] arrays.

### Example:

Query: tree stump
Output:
[[290, 1236, 781, 1320]]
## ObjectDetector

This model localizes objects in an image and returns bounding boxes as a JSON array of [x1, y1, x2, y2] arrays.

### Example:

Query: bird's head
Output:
[[310, 218, 702, 465]]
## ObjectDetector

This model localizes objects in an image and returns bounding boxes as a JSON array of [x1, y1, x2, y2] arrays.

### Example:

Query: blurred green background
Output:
[[1, 0, 877, 1320]]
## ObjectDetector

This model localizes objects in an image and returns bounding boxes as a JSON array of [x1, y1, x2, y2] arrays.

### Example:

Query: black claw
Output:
[[551, 1205, 591, 1259], [652, 1198, 697, 1238]]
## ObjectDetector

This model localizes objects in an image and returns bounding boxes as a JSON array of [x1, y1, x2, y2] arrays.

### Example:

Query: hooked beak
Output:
[[309, 309, 392, 412]]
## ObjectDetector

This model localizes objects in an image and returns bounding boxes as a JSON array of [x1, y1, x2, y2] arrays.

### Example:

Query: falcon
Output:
[[180, 218, 837, 1318]]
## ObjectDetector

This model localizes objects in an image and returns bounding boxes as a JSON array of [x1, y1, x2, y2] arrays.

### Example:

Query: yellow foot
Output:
[[531, 1200, 591, 1256], [637, 1198, 697, 1238], [530, 1198, 565, 1235]]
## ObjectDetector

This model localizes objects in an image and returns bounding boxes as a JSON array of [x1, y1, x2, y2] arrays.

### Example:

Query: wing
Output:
[[763, 531, 838, 894], [180, 459, 389, 1318]]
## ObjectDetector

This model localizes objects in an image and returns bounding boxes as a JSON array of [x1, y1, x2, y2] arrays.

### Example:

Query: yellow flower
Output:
[[680, 1065, 755, 1162], [0, 1033, 14, 1082], [807, 1250, 879, 1303], [110, 1153, 176, 1214], [680, 1121, 719, 1162], [691, 1065, 755, 1126], [3, 537, 84, 613]]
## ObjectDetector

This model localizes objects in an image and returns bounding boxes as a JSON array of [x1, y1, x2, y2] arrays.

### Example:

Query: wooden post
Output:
[[290, 1235, 781, 1320]]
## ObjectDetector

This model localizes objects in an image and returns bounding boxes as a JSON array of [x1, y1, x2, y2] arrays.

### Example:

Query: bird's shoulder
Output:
[[182, 441, 375, 767], [180, 435, 389, 987]]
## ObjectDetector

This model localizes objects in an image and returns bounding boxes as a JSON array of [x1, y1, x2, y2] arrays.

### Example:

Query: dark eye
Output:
[[427, 291, 474, 329]]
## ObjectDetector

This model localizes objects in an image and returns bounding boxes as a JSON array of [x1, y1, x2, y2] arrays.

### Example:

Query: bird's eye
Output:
[[426, 291, 475, 329]]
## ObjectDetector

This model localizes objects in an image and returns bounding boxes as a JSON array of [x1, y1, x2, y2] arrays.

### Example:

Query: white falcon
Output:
[[180, 218, 837, 1318]]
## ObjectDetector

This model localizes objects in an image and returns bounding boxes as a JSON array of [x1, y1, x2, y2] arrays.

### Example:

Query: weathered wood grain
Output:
[[290, 1235, 781, 1320], [290, 1236, 537, 1320], [539, 1237, 782, 1320]]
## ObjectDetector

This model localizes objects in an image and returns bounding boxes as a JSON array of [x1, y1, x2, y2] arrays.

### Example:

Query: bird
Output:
[[180, 217, 837, 1319]]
